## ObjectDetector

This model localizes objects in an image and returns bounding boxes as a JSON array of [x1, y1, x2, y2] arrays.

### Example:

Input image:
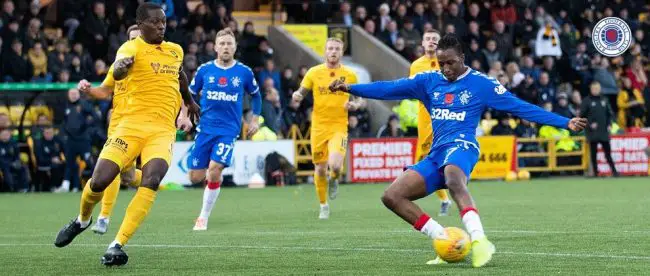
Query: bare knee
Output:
[[189, 170, 206, 185], [445, 178, 466, 193], [207, 162, 224, 182], [381, 189, 401, 209], [141, 174, 163, 191], [90, 160, 120, 191]]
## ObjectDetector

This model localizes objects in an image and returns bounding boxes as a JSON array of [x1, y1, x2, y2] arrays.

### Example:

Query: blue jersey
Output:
[[349, 68, 570, 152], [189, 60, 261, 136]]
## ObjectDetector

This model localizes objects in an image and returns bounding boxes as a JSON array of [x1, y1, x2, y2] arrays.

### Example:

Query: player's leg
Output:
[[102, 132, 173, 266], [312, 133, 330, 219], [92, 162, 138, 234], [326, 132, 347, 200], [187, 134, 214, 230], [441, 146, 494, 267], [194, 161, 225, 230]]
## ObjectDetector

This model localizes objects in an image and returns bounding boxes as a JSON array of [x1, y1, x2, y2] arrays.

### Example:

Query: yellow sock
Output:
[[79, 179, 103, 222], [132, 169, 143, 187], [115, 187, 157, 245], [99, 175, 121, 219], [314, 173, 328, 204], [435, 189, 450, 202]]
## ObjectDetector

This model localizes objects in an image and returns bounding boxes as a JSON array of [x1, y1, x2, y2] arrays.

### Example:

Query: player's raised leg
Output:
[[443, 165, 495, 267], [103, 158, 168, 266], [314, 162, 329, 219], [193, 160, 226, 230], [54, 158, 121, 247], [92, 174, 121, 234]]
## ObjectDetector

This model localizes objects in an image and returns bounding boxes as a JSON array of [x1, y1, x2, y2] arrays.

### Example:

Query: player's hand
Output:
[[176, 114, 193, 132], [114, 57, 134, 71], [77, 79, 91, 93], [186, 100, 201, 124], [247, 118, 260, 137], [345, 101, 360, 111], [292, 91, 304, 102], [568, 117, 588, 132], [329, 79, 349, 92]]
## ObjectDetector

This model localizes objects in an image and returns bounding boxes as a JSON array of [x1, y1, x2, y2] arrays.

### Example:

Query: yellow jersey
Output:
[[101, 65, 129, 118], [300, 64, 358, 132], [410, 55, 440, 160], [114, 36, 184, 131]]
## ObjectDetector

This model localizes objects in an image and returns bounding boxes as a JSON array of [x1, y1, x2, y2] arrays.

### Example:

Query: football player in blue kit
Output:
[[187, 28, 261, 231], [329, 34, 587, 267]]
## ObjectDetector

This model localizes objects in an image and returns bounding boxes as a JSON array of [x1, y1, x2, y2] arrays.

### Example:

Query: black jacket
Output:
[[63, 100, 95, 141], [580, 95, 614, 142], [34, 137, 63, 169], [0, 140, 20, 168]]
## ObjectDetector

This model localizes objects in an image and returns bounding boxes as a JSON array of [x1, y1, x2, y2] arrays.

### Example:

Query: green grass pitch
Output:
[[1, 177, 649, 275]]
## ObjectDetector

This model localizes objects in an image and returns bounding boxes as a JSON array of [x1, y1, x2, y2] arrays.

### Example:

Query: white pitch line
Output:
[[1, 243, 649, 260]]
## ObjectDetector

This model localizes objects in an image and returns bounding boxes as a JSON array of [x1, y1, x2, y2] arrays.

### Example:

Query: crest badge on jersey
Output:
[[592, 17, 631, 57], [231, 76, 241, 87], [459, 90, 471, 105]]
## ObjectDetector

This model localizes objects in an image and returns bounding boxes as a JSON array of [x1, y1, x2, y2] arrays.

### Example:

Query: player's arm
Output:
[[179, 68, 200, 124], [331, 73, 430, 104], [484, 82, 587, 131], [246, 69, 262, 136], [113, 43, 136, 81], [292, 68, 313, 103]]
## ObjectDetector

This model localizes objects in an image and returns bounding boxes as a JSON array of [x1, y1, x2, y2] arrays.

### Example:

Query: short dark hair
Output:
[[136, 2, 162, 23], [438, 33, 463, 54]]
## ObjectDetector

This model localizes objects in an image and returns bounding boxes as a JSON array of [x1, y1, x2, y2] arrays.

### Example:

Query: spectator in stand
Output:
[[411, 2, 427, 33], [261, 85, 282, 135], [465, 2, 489, 28], [375, 3, 391, 32], [165, 18, 187, 49], [445, 3, 467, 38], [570, 90, 582, 114], [581, 81, 618, 177], [280, 67, 298, 107], [393, 4, 408, 30], [281, 99, 306, 136], [198, 40, 216, 64], [68, 56, 86, 82], [2, 39, 32, 82], [491, 0, 517, 25], [379, 20, 399, 47], [1, 20, 20, 52], [542, 56, 561, 86], [30, 113, 50, 140], [363, 19, 376, 36], [465, 21, 483, 46], [71, 42, 94, 74], [626, 57, 648, 92], [82, 1, 109, 60], [55, 88, 95, 193], [48, 39, 72, 79], [617, 77, 646, 128], [515, 8, 537, 47], [482, 39, 503, 68], [393, 37, 412, 61], [23, 18, 47, 52], [377, 114, 404, 138], [492, 20, 513, 62], [87, 59, 108, 82], [490, 115, 516, 135], [594, 58, 619, 100], [535, 22, 562, 58], [634, 29, 649, 55], [571, 42, 592, 92], [331, 1, 353, 27], [258, 59, 281, 93], [553, 93, 576, 118], [559, 23, 577, 56], [354, 5, 367, 26], [488, 61, 505, 79], [187, 4, 216, 33], [400, 19, 421, 51], [506, 62, 525, 89], [537, 72, 557, 105], [0, 0, 16, 24], [520, 55, 541, 81], [58, 0, 82, 40], [348, 114, 363, 138], [33, 126, 64, 192], [0, 127, 27, 192], [57, 69, 71, 83], [465, 38, 483, 71], [28, 41, 50, 82]]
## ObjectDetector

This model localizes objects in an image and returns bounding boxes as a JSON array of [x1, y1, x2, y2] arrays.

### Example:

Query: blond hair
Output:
[[216, 28, 236, 39], [326, 37, 345, 50]]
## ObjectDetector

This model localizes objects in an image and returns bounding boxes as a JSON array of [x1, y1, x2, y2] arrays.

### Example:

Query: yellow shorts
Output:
[[106, 112, 137, 171], [416, 102, 433, 162], [99, 123, 175, 170], [311, 130, 347, 164]]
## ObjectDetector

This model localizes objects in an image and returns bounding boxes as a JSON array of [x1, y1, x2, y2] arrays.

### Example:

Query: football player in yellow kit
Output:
[[410, 29, 452, 216], [54, 3, 199, 266], [292, 38, 361, 219]]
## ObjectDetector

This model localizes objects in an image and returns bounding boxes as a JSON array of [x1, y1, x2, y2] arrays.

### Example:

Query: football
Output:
[[433, 227, 472, 263]]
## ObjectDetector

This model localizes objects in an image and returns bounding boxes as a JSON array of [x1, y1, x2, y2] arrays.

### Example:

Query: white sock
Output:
[[420, 219, 445, 239], [320, 203, 328, 208], [198, 186, 221, 220], [97, 216, 109, 222], [462, 210, 486, 241], [76, 216, 90, 228], [108, 240, 121, 249]]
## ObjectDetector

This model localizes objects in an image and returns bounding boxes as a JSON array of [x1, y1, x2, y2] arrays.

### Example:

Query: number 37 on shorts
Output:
[[187, 134, 237, 169]]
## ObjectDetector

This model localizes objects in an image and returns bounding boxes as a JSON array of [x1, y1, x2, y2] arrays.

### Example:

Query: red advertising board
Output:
[[349, 138, 417, 183], [597, 133, 649, 176]]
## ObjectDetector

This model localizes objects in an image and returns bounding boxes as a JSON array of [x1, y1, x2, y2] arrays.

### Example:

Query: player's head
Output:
[[437, 34, 466, 81], [325, 37, 344, 66], [127, 24, 140, 40], [136, 2, 165, 44], [215, 28, 237, 63], [422, 29, 440, 56]]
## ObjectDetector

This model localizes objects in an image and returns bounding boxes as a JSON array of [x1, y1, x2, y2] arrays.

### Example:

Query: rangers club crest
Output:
[[592, 17, 631, 57], [231, 76, 241, 87], [459, 90, 471, 105]]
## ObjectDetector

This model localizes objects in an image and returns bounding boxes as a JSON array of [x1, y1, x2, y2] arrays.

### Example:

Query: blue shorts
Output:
[[408, 142, 480, 195], [187, 133, 237, 169]]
